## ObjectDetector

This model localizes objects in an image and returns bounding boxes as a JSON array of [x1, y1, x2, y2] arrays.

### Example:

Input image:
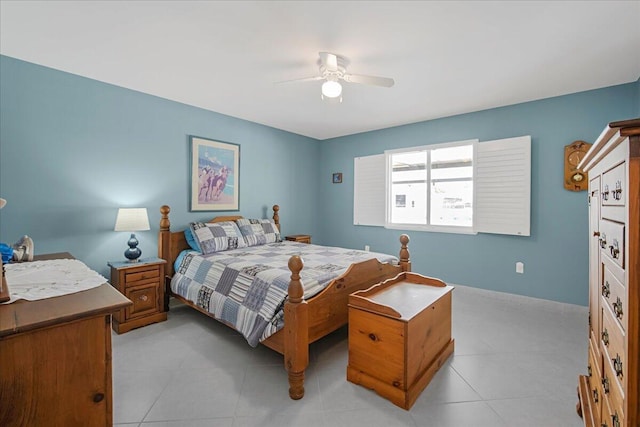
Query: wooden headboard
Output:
[[158, 204, 280, 277]]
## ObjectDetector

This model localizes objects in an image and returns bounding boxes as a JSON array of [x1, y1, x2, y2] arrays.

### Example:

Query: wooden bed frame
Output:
[[158, 204, 411, 400]]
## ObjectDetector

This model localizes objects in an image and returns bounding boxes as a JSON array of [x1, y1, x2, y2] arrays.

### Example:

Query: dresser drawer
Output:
[[125, 284, 160, 320], [599, 219, 625, 270], [602, 263, 626, 331], [601, 161, 625, 207]]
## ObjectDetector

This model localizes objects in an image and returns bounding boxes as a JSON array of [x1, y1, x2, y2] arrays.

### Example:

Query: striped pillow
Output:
[[189, 221, 247, 254], [235, 218, 281, 247]]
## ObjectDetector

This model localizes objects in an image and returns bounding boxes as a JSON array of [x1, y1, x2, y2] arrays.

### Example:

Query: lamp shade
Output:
[[114, 208, 150, 232]]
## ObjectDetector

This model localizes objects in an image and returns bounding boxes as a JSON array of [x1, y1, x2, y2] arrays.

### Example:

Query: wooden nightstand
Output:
[[285, 234, 312, 244], [108, 257, 167, 333]]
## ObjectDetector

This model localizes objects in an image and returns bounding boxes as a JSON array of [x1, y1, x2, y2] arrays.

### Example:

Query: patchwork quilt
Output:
[[171, 241, 398, 346]]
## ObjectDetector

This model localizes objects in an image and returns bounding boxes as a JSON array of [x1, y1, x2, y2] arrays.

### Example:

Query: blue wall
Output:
[[1, 54, 637, 305], [0, 56, 320, 278], [636, 78, 640, 115], [317, 83, 638, 305]]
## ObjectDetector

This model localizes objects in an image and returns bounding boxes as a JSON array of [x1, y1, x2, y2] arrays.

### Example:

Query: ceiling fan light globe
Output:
[[321, 80, 342, 98]]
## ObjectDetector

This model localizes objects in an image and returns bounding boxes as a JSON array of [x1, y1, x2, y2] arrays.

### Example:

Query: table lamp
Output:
[[114, 208, 150, 262]]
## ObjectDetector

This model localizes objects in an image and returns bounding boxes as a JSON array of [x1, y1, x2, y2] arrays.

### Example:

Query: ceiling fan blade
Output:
[[275, 76, 324, 84], [319, 52, 339, 72], [343, 73, 395, 88]]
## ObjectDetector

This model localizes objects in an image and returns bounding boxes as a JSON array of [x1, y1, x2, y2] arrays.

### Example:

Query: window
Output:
[[386, 140, 476, 232], [354, 136, 530, 236]]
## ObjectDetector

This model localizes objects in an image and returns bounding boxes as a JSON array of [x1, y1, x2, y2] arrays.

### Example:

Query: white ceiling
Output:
[[1, 1, 639, 140]]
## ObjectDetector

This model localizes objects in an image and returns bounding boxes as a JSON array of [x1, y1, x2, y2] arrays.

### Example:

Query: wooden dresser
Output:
[[0, 253, 132, 427], [577, 119, 639, 427]]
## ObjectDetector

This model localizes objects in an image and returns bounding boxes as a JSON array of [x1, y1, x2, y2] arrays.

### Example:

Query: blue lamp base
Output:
[[124, 233, 142, 262]]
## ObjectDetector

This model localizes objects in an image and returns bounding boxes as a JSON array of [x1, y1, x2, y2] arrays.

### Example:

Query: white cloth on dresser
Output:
[[2, 258, 107, 303]]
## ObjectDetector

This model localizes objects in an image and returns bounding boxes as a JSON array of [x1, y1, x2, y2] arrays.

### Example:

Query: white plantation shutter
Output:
[[353, 154, 385, 226], [475, 136, 531, 236], [353, 136, 531, 236]]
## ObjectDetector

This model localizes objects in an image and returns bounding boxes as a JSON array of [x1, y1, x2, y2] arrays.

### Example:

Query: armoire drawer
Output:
[[599, 219, 625, 270], [601, 392, 624, 427], [601, 265, 626, 331], [589, 334, 602, 377], [587, 338, 603, 421], [601, 161, 625, 207], [601, 306, 626, 391], [601, 348, 625, 423]]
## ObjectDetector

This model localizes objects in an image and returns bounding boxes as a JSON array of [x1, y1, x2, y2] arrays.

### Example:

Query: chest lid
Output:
[[349, 272, 453, 321]]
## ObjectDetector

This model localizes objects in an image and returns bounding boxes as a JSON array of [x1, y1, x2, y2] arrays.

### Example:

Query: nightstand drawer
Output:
[[126, 266, 160, 285], [125, 284, 159, 319]]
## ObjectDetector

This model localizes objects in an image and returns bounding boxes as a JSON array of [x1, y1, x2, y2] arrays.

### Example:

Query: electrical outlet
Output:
[[516, 262, 524, 274], [364, 245, 370, 252]]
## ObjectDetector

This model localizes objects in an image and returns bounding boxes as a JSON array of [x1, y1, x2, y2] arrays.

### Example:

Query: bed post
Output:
[[284, 255, 308, 400], [272, 204, 280, 232], [159, 205, 171, 267], [399, 234, 411, 272], [159, 205, 172, 311]]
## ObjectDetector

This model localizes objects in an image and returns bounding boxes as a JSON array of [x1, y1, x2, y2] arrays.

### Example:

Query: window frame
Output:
[[384, 139, 478, 235]]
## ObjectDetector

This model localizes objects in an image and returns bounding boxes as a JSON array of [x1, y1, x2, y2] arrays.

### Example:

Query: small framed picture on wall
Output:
[[332, 172, 343, 184]]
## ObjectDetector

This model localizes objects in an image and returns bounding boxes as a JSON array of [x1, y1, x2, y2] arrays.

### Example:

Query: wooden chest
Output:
[[347, 271, 454, 410]]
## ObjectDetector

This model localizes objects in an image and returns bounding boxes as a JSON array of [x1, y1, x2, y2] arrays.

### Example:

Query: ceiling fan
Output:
[[278, 52, 395, 102]]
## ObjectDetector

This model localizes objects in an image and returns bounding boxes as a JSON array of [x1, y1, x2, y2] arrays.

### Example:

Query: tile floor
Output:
[[112, 285, 588, 427]]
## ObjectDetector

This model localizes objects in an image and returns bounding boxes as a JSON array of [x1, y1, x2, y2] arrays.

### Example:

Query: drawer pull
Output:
[[601, 376, 610, 394], [593, 231, 600, 237], [139, 294, 149, 302], [613, 354, 623, 378], [602, 281, 610, 298], [611, 412, 620, 427], [368, 333, 378, 342], [602, 329, 609, 346], [609, 239, 620, 259], [93, 392, 104, 403], [587, 363, 592, 377], [599, 233, 607, 249], [592, 388, 598, 403], [602, 184, 609, 201], [612, 297, 623, 320], [613, 181, 622, 200]]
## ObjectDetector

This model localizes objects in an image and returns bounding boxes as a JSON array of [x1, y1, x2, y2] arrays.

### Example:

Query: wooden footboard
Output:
[[157, 205, 410, 400]]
